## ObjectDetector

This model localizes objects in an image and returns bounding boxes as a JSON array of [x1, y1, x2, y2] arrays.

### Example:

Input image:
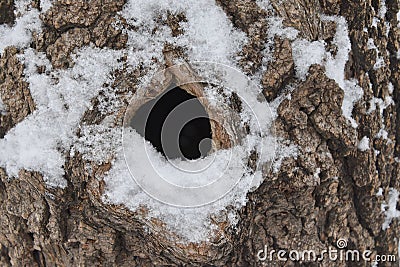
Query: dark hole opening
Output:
[[130, 87, 212, 160]]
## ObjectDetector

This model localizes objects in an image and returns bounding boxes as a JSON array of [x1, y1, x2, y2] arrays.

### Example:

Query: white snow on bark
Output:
[[357, 136, 370, 151], [322, 15, 363, 128], [291, 39, 326, 80], [0, 47, 124, 187], [0, 0, 371, 243], [382, 188, 400, 230]]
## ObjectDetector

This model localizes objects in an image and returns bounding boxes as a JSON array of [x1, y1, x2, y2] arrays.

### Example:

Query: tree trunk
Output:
[[0, 0, 399, 266]]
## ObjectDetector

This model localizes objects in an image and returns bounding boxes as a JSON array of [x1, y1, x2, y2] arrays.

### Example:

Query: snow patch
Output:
[[0, 0, 54, 55], [272, 140, 298, 173], [373, 56, 385, 70], [384, 21, 390, 37], [375, 128, 389, 140], [388, 82, 394, 94], [72, 125, 122, 164], [39, 0, 54, 13], [372, 17, 379, 28], [322, 15, 363, 128], [366, 38, 386, 70], [397, 10, 400, 27], [14, 0, 34, 16], [367, 38, 377, 50], [0, 9, 41, 54], [378, 0, 387, 19], [291, 39, 326, 80], [367, 95, 393, 119], [0, 47, 123, 187], [256, 0, 271, 11], [0, 94, 5, 115], [376, 188, 383, 197], [313, 168, 321, 183], [267, 17, 299, 40], [357, 136, 370, 151], [179, 3, 247, 64], [104, 136, 271, 242], [382, 188, 400, 230]]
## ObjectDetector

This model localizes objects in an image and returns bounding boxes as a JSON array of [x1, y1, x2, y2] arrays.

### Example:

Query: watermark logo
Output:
[[257, 239, 396, 263]]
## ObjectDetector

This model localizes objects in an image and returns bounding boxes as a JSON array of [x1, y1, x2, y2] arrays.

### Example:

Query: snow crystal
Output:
[[384, 95, 394, 107], [0, 0, 51, 54], [291, 39, 326, 80], [367, 97, 384, 114], [382, 188, 400, 230], [14, 0, 34, 16], [357, 136, 370, 151]]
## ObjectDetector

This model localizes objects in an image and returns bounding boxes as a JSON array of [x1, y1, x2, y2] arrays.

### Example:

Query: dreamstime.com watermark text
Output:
[[257, 239, 396, 263]]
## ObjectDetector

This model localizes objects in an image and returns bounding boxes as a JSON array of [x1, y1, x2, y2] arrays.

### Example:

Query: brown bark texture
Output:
[[0, 0, 400, 266]]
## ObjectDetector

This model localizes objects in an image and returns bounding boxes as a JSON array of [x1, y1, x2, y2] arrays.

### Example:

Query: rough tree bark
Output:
[[0, 0, 399, 266]]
